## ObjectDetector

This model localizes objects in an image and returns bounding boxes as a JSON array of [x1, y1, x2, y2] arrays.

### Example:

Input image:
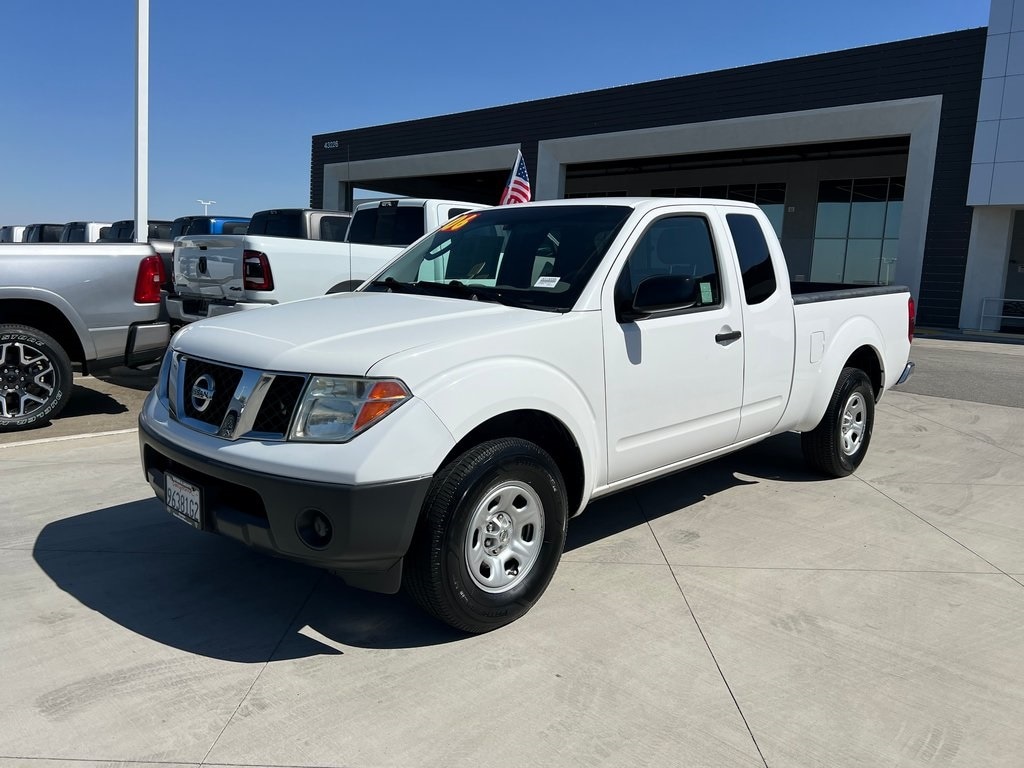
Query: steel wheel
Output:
[[840, 392, 866, 456], [404, 437, 568, 633], [465, 481, 545, 593], [801, 366, 875, 478]]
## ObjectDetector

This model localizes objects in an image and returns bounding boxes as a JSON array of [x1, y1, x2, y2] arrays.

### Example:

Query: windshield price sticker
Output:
[[534, 276, 560, 288], [165, 473, 203, 529], [439, 213, 479, 232]]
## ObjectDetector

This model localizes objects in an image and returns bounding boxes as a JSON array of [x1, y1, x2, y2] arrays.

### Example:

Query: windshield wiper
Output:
[[370, 278, 548, 311], [368, 277, 426, 295], [443, 280, 538, 310]]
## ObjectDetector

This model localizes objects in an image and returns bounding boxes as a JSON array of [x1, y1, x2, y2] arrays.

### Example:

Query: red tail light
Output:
[[134, 254, 165, 304], [243, 250, 274, 291], [908, 296, 916, 343]]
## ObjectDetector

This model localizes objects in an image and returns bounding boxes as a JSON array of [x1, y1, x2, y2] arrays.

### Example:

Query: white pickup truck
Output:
[[166, 198, 486, 323], [139, 198, 914, 633]]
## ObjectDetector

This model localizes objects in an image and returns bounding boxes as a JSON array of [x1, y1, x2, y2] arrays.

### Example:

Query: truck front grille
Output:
[[173, 355, 306, 441], [182, 358, 243, 426], [251, 375, 306, 434]]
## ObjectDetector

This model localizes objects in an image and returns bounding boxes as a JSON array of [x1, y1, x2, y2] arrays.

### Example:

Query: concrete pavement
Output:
[[2, 383, 1024, 767]]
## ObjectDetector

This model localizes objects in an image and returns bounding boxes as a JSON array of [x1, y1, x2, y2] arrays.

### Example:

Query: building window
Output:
[[651, 182, 786, 238], [811, 177, 904, 284], [564, 190, 628, 199]]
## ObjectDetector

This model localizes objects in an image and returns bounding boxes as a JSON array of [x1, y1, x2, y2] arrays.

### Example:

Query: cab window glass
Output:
[[347, 205, 424, 247], [726, 213, 777, 305], [248, 211, 302, 238], [320, 216, 350, 242], [221, 220, 249, 235], [616, 215, 721, 313]]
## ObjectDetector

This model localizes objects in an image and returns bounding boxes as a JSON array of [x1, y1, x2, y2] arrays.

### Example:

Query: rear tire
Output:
[[801, 367, 874, 478], [0, 324, 73, 432], [404, 438, 568, 633]]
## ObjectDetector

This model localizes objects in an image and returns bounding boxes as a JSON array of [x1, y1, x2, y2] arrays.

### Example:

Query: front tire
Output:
[[801, 366, 875, 477], [404, 438, 568, 633], [0, 324, 73, 432]]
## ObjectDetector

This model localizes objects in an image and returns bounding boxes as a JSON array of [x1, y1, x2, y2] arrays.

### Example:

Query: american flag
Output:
[[499, 150, 532, 205]]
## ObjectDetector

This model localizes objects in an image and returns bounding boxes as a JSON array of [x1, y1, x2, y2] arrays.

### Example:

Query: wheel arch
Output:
[[844, 344, 884, 399], [0, 297, 89, 366], [785, 314, 887, 433], [440, 409, 587, 517]]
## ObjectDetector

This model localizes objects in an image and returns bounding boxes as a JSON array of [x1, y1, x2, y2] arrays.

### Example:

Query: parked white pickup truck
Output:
[[165, 199, 485, 323], [139, 198, 914, 632]]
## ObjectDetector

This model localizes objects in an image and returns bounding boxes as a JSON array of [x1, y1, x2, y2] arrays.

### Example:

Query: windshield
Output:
[[363, 205, 632, 312]]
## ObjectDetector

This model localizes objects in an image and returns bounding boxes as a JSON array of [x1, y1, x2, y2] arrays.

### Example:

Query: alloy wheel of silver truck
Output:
[[801, 366, 875, 477], [404, 438, 568, 633], [0, 324, 73, 432]]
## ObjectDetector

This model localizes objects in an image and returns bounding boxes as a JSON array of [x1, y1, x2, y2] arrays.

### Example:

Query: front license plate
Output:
[[165, 473, 203, 529]]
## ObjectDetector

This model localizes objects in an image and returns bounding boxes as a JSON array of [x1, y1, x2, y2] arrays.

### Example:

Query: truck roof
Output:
[[352, 198, 488, 210], [516, 197, 762, 213]]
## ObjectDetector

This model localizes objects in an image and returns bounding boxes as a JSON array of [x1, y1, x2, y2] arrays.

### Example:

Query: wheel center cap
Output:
[[484, 512, 514, 555]]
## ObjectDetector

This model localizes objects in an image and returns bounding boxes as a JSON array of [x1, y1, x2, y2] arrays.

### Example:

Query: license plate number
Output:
[[165, 473, 203, 529]]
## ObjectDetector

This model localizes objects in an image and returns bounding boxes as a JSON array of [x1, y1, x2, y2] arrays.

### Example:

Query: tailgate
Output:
[[173, 236, 245, 300]]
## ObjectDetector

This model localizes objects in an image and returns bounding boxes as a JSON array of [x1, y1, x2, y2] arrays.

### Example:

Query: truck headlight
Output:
[[156, 347, 175, 403], [290, 376, 411, 442]]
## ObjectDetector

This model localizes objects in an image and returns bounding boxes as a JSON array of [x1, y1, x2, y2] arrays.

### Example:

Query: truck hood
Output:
[[171, 292, 556, 374]]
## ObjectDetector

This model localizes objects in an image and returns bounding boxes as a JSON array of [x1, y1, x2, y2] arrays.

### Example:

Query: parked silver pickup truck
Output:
[[0, 243, 171, 431]]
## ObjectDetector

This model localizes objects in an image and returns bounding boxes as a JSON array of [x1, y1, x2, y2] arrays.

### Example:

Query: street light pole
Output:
[[134, 0, 148, 243], [197, 199, 216, 215]]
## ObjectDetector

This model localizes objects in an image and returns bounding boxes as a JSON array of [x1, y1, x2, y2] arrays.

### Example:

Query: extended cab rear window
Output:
[[248, 210, 304, 238], [347, 204, 424, 247], [726, 213, 777, 305]]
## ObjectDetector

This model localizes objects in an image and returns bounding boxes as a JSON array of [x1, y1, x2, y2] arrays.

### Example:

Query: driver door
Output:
[[602, 212, 744, 485]]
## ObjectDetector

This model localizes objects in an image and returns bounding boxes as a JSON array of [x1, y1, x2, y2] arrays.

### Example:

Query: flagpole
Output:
[[135, 0, 149, 243], [500, 148, 522, 205]]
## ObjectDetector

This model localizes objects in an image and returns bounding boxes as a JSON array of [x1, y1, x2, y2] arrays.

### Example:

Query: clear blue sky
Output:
[[0, 0, 991, 224]]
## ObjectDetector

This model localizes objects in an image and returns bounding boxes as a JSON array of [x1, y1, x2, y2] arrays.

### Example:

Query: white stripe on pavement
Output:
[[0, 427, 138, 450]]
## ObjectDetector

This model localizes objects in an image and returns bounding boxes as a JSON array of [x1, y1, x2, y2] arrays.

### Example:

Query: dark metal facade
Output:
[[311, 29, 985, 327]]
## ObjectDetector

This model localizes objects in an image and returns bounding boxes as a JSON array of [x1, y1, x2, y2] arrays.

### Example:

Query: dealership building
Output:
[[310, 0, 1024, 332]]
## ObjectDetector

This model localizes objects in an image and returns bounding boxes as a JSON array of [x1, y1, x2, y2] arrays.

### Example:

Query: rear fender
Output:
[[784, 314, 885, 433], [0, 288, 95, 360]]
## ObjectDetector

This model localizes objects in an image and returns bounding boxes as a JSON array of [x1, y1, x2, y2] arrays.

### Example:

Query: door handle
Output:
[[715, 330, 742, 344]]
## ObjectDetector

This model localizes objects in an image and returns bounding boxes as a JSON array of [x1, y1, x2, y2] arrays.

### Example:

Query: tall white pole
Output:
[[135, 0, 149, 242]]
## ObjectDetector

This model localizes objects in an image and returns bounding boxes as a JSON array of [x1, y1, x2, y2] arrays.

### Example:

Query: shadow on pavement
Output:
[[92, 365, 160, 392], [57, 384, 129, 418], [567, 432, 825, 552], [33, 499, 461, 661], [32, 433, 823, 659]]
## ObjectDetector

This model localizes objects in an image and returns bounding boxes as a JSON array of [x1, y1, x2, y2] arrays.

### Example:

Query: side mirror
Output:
[[627, 274, 698, 319]]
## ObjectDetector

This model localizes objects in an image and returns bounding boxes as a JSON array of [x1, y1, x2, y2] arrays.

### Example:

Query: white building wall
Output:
[[968, 0, 1024, 205], [961, 0, 1024, 330]]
